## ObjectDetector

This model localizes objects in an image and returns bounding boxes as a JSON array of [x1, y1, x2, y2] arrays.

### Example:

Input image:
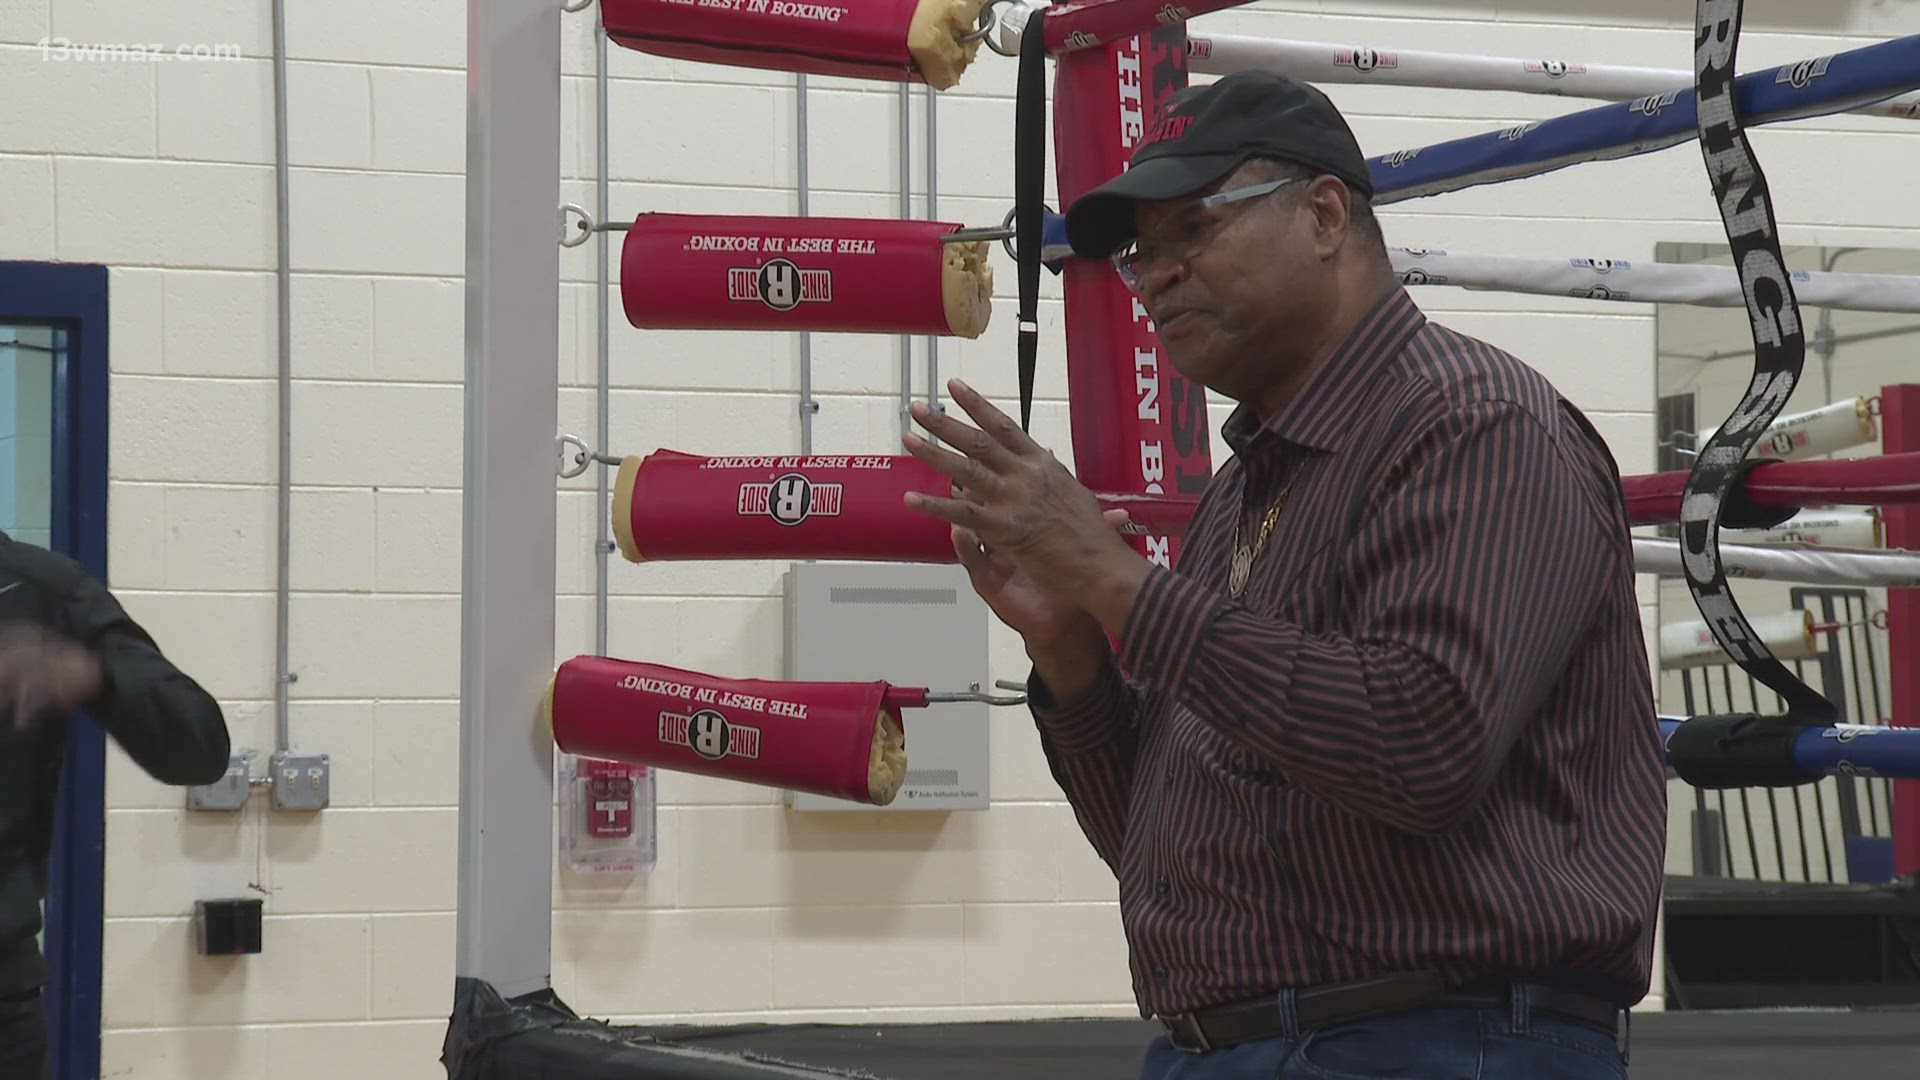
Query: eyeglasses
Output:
[[1110, 175, 1308, 292]]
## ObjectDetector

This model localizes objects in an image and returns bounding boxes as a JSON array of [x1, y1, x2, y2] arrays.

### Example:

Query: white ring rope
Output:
[[1634, 536, 1920, 588], [1389, 247, 1920, 315], [1185, 32, 1920, 121]]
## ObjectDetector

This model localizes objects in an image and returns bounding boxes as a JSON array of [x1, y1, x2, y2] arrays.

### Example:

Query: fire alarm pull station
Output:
[[560, 754, 656, 875]]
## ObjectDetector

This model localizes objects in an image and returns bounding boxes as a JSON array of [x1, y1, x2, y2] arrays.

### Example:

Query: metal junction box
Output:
[[783, 562, 991, 811]]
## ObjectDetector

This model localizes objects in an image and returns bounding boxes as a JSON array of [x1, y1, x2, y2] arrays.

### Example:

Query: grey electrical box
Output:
[[187, 752, 253, 810], [784, 562, 991, 811], [270, 751, 331, 811]]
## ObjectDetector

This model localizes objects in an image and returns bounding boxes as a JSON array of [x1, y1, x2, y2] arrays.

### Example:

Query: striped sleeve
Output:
[[1026, 657, 1141, 872], [1119, 399, 1617, 835]]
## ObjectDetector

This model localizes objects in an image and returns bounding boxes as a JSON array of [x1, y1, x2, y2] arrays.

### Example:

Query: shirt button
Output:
[[1157, 881, 1171, 897], [1165, 767, 1174, 782], [1156, 968, 1170, 984]]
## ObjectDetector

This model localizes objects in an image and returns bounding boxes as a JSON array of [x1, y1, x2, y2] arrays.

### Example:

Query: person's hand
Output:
[[901, 379, 1153, 633], [0, 622, 103, 731], [944, 506, 1129, 652]]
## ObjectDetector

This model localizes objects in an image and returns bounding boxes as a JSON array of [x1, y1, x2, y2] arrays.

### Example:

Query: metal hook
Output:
[[939, 207, 1028, 262], [970, 0, 1022, 57], [560, 203, 594, 248], [561, 204, 631, 248], [556, 433, 623, 479], [923, 681, 1029, 706]]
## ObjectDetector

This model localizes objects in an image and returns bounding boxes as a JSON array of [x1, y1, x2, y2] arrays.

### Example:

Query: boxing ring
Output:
[[447, 0, 1920, 1076]]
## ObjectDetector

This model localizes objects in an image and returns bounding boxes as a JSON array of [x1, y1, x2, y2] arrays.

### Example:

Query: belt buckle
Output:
[[1160, 1013, 1212, 1054]]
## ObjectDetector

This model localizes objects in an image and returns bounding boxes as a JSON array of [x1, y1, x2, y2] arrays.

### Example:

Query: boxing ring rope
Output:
[[1181, 30, 1920, 120], [1634, 538, 1920, 590], [1387, 247, 1920, 314]]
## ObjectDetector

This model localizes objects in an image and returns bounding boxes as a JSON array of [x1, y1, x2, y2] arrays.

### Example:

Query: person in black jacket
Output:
[[0, 531, 230, 1079]]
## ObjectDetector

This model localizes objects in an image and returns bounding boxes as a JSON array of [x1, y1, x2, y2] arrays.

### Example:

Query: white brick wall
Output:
[[4, 2, 1916, 1076]]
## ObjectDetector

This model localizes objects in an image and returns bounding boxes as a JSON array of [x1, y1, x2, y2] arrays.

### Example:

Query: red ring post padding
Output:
[[601, 0, 991, 89], [619, 214, 993, 338], [545, 656, 911, 806], [609, 449, 1201, 564]]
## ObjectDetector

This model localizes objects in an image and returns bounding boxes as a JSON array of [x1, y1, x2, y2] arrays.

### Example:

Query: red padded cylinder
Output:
[[609, 449, 1200, 564], [620, 214, 993, 337], [602, 0, 990, 89], [545, 656, 910, 806]]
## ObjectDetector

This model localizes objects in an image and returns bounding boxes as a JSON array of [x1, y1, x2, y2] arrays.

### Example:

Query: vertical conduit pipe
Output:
[[798, 74, 815, 455], [925, 84, 940, 413], [898, 82, 913, 440], [595, 17, 612, 653], [271, 0, 293, 752]]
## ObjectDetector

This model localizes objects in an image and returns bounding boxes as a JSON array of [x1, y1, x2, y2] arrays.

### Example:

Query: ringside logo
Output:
[[660, 708, 762, 762], [738, 472, 844, 526], [729, 258, 831, 311], [1777, 55, 1833, 89], [1335, 47, 1397, 72], [1524, 60, 1587, 79], [1382, 148, 1420, 168], [1631, 90, 1681, 117]]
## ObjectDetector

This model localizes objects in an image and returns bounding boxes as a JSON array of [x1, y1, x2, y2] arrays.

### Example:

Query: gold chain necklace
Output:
[[1228, 471, 1298, 598]]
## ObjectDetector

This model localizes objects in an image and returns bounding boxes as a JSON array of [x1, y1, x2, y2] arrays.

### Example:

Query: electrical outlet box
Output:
[[270, 751, 330, 811], [187, 752, 253, 810]]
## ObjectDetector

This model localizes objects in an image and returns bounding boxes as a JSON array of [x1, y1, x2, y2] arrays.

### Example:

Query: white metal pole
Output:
[[456, 0, 562, 997]]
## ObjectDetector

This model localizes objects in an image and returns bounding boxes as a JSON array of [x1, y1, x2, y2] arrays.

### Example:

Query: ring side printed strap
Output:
[[544, 656, 1028, 807], [1675, 0, 1838, 728], [599, 0, 998, 89]]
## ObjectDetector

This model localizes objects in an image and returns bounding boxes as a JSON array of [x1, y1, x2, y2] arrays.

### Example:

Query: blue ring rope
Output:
[[1039, 33, 1920, 267], [1657, 717, 1920, 780]]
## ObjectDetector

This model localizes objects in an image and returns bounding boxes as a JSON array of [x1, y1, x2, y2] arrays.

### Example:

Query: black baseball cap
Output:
[[1063, 70, 1374, 258]]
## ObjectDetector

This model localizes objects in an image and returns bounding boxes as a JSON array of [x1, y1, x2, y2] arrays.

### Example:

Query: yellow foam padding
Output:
[[611, 454, 643, 564], [1854, 395, 1877, 439], [941, 238, 993, 339], [905, 0, 989, 91], [538, 672, 557, 745], [867, 707, 909, 805]]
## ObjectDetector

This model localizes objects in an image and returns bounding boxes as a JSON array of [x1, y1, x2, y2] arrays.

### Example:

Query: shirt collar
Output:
[[1221, 285, 1427, 457]]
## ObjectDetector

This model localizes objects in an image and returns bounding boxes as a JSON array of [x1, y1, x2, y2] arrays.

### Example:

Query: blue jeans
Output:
[[1139, 997, 1628, 1079]]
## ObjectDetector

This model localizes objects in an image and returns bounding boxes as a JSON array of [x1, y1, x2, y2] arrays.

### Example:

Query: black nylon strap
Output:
[[1013, 6, 1047, 431], [1679, 0, 1836, 723]]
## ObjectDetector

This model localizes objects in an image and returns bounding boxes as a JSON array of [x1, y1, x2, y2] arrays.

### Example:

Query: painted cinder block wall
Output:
[[5, 1, 1919, 1076]]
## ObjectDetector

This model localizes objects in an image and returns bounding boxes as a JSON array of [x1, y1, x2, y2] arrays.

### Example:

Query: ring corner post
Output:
[[1051, 26, 1211, 573], [454, 0, 564, 1024], [1875, 383, 1920, 882]]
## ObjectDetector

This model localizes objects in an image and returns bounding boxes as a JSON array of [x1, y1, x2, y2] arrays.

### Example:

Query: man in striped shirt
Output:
[[900, 70, 1667, 1079]]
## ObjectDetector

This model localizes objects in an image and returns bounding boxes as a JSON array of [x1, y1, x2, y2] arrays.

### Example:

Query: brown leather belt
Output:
[[1156, 973, 1623, 1053]]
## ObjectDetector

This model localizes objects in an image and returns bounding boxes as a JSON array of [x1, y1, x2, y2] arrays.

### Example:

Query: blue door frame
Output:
[[1, 261, 111, 1080]]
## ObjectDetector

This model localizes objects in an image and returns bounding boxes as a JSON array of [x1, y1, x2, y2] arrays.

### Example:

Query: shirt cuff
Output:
[[1026, 655, 1135, 753], [1117, 563, 1226, 698]]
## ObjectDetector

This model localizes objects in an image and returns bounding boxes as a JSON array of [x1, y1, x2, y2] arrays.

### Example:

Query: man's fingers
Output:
[[945, 378, 1042, 455], [903, 429, 997, 492], [902, 489, 988, 531], [907, 400, 1015, 472], [1103, 508, 1133, 530]]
